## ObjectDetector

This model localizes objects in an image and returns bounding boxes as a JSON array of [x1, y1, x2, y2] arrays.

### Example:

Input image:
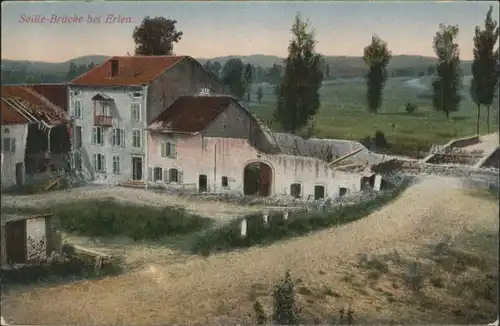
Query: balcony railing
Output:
[[94, 115, 112, 127]]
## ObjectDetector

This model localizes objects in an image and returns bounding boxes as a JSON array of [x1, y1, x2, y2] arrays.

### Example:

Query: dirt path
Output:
[[1, 186, 271, 221], [462, 132, 499, 154], [1, 176, 498, 325]]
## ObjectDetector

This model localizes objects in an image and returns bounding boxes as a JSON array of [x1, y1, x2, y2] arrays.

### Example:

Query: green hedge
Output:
[[1, 255, 123, 285], [49, 199, 214, 240], [190, 177, 413, 256]]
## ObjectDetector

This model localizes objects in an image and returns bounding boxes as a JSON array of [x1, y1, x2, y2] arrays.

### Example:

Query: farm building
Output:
[[146, 94, 374, 199], [0, 84, 70, 190], [68, 55, 224, 185]]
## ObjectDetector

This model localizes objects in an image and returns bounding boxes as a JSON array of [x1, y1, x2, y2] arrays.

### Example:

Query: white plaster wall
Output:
[[148, 135, 362, 199], [69, 86, 148, 184], [1, 124, 28, 190], [26, 217, 47, 261]]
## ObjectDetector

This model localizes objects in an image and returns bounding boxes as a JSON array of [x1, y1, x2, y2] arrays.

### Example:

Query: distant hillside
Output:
[[1, 55, 109, 76], [1, 54, 472, 82]]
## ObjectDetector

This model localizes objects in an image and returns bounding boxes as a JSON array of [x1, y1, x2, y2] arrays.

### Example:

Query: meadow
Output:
[[248, 76, 499, 157]]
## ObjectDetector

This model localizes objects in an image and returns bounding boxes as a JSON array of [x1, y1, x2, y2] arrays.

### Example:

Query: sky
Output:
[[1, 1, 499, 62]]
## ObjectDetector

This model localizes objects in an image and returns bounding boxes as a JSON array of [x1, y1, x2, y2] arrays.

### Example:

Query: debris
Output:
[[329, 148, 363, 166], [45, 177, 61, 191]]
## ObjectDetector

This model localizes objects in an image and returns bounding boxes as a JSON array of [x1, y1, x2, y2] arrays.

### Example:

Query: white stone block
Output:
[[263, 212, 269, 225], [374, 174, 382, 191], [240, 218, 247, 237]]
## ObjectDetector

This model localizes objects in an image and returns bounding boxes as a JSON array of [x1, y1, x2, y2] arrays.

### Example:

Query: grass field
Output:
[[248, 76, 499, 157]]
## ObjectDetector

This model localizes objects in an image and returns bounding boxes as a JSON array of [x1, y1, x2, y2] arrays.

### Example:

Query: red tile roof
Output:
[[149, 95, 235, 133], [27, 84, 68, 112], [70, 56, 187, 86], [1, 85, 68, 126], [1, 101, 29, 125]]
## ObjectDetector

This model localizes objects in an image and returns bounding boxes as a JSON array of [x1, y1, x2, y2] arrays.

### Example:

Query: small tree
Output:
[[257, 86, 264, 103], [132, 16, 183, 56], [272, 270, 300, 325], [362, 35, 392, 113], [405, 102, 417, 114], [221, 58, 246, 99], [432, 24, 462, 119]]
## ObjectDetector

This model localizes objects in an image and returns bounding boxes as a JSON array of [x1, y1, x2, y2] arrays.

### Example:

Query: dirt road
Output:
[[2, 176, 498, 325]]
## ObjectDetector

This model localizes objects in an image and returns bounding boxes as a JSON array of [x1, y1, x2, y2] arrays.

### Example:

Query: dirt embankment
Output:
[[1, 176, 497, 325]]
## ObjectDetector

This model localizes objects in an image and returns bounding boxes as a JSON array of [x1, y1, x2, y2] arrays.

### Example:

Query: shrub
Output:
[[253, 300, 267, 324], [47, 199, 213, 240], [190, 178, 412, 255], [374, 130, 388, 148], [272, 270, 301, 325], [406, 102, 417, 114]]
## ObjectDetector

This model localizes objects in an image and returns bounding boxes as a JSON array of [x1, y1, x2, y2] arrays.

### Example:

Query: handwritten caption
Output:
[[19, 14, 134, 24]]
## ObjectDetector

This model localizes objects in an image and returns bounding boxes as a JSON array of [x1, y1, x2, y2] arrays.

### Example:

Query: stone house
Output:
[[0, 85, 70, 190], [68, 56, 224, 185], [1, 213, 60, 266], [147, 95, 363, 199]]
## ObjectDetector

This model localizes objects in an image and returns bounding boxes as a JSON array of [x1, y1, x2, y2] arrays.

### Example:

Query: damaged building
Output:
[[147, 94, 386, 199], [68, 55, 224, 184], [0, 85, 70, 189]]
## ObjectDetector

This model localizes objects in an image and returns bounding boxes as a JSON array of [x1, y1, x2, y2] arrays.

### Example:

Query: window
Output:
[[161, 141, 176, 158], [339, 187, 348, 197], [112, 156, 120, 174], [73, 100, 82, 118], [290, 183, 302, 198], [132, 129, 141, 148], [2, 138, 15, 152], [169, 168, 179, 183], [111, 128, 125, 147], [131, 103, 141, 121], [314, 185, 325, 200], [221, 176, 229, 187], [92, 126, 104, 145], [95, 102, 110, 116], [153, 167, 163, 181], [132, 92, 142, 98], [93, 154, 106, 172]]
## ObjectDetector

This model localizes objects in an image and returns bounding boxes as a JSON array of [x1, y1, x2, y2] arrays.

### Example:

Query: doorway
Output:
[[15, 163, 23, 186], [198, 174, 208, 193], [243, 162, 272, 197], [6, 219, 27, 264], [314, 185, 325, 200], [132, 157, 143, 180]]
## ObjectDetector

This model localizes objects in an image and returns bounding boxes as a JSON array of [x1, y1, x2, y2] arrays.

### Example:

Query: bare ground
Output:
[[1, 176, 498, 325]]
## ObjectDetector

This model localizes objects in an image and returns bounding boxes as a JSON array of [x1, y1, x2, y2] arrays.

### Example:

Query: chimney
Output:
[[110, 59, 119, 77]]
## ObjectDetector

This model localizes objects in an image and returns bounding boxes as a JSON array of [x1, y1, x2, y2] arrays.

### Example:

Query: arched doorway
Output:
[[243, 162, 272, 197]]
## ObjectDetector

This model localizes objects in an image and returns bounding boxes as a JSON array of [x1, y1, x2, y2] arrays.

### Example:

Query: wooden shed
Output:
[[1, 213, 61, 267]]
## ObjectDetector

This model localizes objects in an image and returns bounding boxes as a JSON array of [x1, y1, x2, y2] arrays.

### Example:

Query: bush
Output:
[[374, 130, 388, 148], [272, 270, 301, 325], [406, 102, 417, 114], [190, 178, 412, 255], [47, 199, 214, 240]]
